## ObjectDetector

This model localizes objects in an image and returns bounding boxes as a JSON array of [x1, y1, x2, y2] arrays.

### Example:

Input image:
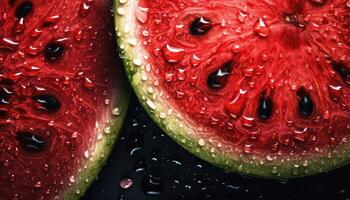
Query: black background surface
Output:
[[82, 94, 350, 200]]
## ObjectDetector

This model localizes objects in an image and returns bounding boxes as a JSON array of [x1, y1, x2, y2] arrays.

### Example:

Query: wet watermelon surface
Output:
[[83, 93, 350, 200]]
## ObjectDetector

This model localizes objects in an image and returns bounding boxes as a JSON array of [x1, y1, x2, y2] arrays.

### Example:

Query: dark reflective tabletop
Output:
[[83, 93, 350, 200]]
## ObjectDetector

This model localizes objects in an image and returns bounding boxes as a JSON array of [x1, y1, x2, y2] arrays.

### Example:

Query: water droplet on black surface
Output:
[[120, 178, 133, 189], [167, 154, 183, 166], [134, 157, 146, 172], [126, 132, 144, 157], [118, 194, 125, 200], [141, 173, 163, 196]]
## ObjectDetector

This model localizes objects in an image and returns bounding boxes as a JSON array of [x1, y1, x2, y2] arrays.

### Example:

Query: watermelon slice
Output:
[[0, 0, 128, 199], [115, 0, 350, 179]]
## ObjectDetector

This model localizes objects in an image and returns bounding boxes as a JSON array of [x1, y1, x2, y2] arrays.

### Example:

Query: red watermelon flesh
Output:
[[115, 0, 350, 178]]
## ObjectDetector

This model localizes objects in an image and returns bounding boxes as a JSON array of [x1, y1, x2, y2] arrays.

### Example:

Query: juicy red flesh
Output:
[[138, 0, 350, 156], [0, 0, 118, 199]]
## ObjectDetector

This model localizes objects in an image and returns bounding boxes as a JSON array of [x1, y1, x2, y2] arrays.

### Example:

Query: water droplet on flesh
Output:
[[254, 17, 270, 38]]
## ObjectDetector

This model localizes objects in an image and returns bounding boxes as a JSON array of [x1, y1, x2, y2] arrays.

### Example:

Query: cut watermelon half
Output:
[[115, 0, 350, 179], [0, 0, 129, 199]]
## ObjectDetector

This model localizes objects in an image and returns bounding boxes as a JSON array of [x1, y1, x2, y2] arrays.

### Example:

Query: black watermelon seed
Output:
[[308, 0, 328, 6], [207, 61, 234, 89], [190, 17, 212, 35], [0, 79, 14, 85], [16, 132, 46, 152], [331, 61, 350, 85], [44, 42, 65, 61], [258, 96, 273, 120], [33, 95, 61, 112], [0, 109, 9, 119], [297, 89, 314, 117], [15, 1, 33, 19], [9, 0, 16, 6], [0, 87, 12, 104]]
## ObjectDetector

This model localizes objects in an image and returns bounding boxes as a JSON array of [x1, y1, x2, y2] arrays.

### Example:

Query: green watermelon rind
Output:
[[62, 75, 129, 199], [114, 0, 350, 179]]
